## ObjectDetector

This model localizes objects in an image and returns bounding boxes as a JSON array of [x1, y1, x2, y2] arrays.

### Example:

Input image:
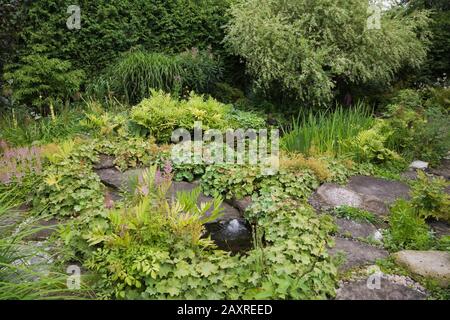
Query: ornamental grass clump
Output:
[[281, 102, 375, 157]]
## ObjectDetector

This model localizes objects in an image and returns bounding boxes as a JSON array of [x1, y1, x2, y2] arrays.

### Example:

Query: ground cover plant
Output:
[[0, 0, 449, 302]]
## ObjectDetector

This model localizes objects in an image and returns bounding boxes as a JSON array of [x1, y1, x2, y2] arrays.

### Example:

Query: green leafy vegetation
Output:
[[385, 199, 433, 251], [34, 149, 104, 217], [3, 54, 84, 113], [89, 49, 223, 104], [0, 0, 449, 302], [130, 90, 265, 143], [384, 89, 450, 164], [411, 171, 450, 223], [12, 0, 231, 74], [385, 173, 449, 251], [60, 167, 338, 300], [281, 103, 375, 156], [0, 106, 86, 147], [225, 0, 430, 106], [334, 206, 380, 224]]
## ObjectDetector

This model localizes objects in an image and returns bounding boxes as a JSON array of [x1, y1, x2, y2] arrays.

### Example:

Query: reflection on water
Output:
[[204, 219, 253, 254]]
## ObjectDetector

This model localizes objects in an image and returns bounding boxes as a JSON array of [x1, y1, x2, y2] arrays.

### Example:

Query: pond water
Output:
[[204, 219, 253, 254]]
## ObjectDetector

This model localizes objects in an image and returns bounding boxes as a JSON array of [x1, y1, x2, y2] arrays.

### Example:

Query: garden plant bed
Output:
[[1, 0, 449, 302]]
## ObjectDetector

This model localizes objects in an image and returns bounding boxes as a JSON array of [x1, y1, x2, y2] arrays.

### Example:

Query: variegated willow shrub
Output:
[[225, 0, 429, 106]]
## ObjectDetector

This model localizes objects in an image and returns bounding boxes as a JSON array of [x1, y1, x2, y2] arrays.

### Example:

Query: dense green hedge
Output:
[[15, 0, 231, 73]]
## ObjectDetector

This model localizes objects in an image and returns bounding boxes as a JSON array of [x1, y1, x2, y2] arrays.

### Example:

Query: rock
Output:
[[329, 238, 388, 272], [95, 168, 125, 189], [309, 184, 363, 212], [12, 241, 54, 280], [309, 176, 411, 216], [393, 250, 450, 287], [373, 230, 384, 242], [0, 206, 28, 235], [167, 180, 200, 196], [401, 170, 418, 181], [105, 187, 122, 203], [336, 278, 427, 300], [347, 176, 411, 216], [347, 176, 411, 205], [206, 200, 242, 224], [360, 195, 390, 216], [429, 220, 450, 237], [169, 181, 242, 224], [92, 154, 116, 170], [95, 167, 147, 191], [335, 218, 380, 240], [430, 159, 450, 180], [123, 168, 150, 188], [228, 196, 253, 214], [409, 160, 429, 171], [24, 218, 60, 241]]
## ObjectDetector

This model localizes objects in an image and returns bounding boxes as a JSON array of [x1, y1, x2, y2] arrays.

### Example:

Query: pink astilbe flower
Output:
[[17, 147, 28, 160], [3, 149, 14, 160], [163, 161, 173, 175], [138, 184, 150, 197], [154, 169, 163, 185], [135, 173, 148, 196], [0, 172, 12, 184], [0, 145, 43, 185]]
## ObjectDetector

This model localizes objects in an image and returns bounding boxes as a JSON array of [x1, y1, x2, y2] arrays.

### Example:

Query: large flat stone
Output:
[[430, 159, 450, 180], [329, 238, 388, 272], [401, 170, 419, 181], [0, 206, 28, 235], [393, 250, 450, 288], [335, 218, 380, 240], [167, 180, 200, 195], [429, 220, 450, 238], [309, 177, 409, 216], [95, 167, 147, 191], [336, 278, 427, 300], [92, 154, 116, 170], [227, 196, 253, 214], [95, 168, 125, 189], [343, 176, 411, 216], [309, 184, 363, 212], [409, 161, 429, 171], [347, 176, 411, 205], [24, 218, 60, 241], [309, 176, 411, 216]]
